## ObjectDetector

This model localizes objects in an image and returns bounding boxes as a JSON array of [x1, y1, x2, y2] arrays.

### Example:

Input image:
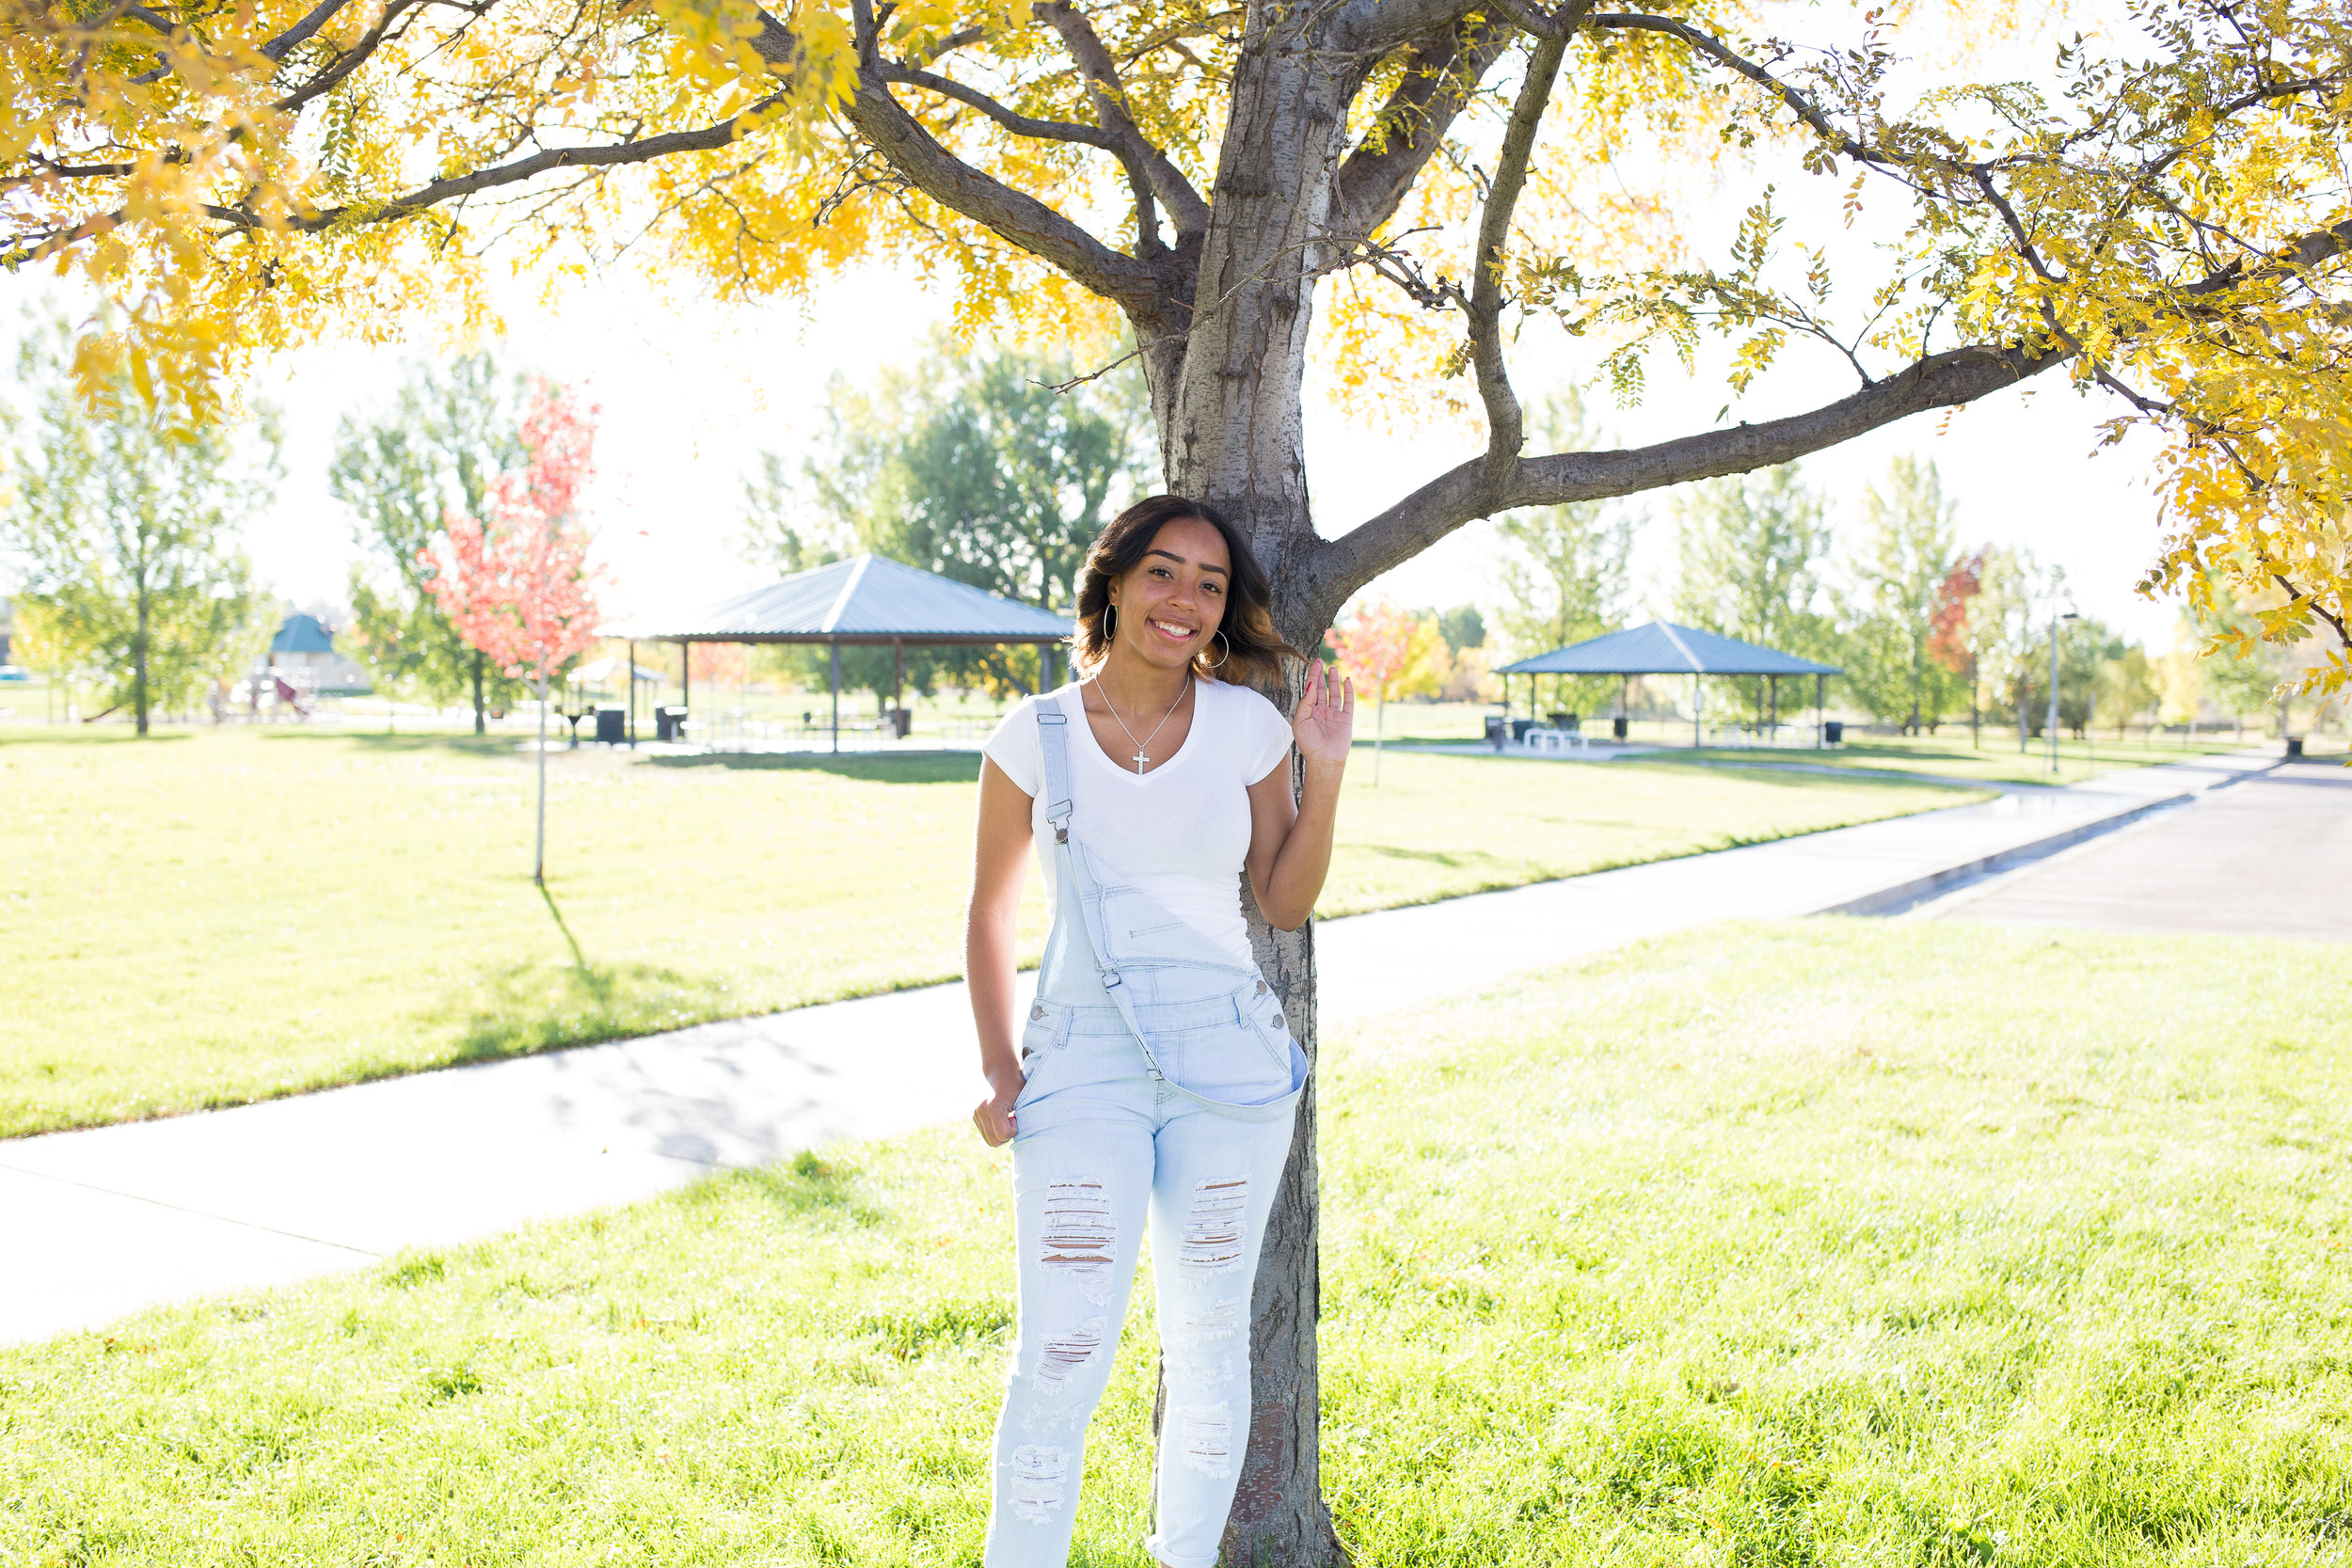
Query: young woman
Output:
[[965, 494, 1354, 1568]]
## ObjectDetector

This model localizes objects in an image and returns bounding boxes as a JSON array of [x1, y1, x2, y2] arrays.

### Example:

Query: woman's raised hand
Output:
[[1292, 659, 1356, 768]]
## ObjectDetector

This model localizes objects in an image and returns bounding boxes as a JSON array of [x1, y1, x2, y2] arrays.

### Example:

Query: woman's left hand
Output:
[[1293, 660, 1355, 768]]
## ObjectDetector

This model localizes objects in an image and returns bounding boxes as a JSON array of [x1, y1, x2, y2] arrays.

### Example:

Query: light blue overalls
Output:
[[982, 707, 1309, 1568]]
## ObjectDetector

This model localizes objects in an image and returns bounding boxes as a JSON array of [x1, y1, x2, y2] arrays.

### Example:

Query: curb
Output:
[[1815, 791, 2198, 918]]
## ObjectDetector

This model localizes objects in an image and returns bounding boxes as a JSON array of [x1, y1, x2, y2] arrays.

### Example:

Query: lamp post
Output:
[[2046, 610, 2078, 777]]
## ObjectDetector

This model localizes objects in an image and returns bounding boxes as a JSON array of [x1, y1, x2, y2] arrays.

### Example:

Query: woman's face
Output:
[[1108, 515, 1232, 672]]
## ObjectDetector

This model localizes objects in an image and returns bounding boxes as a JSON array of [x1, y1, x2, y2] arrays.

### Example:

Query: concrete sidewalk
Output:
[[0, 750, 2276, 1346]]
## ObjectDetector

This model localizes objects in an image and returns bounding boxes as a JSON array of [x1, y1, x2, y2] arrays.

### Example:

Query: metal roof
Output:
[[603, 554, 1072, 645], [271, 613, 336, 655], [1496, 621, 1841, 677]]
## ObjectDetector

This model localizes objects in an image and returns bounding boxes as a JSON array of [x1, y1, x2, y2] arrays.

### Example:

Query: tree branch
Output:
[[839, 71, 1173, 323], [1328, 17, 1513, 247], [1467, 21, 1576, 488], [257, 0, 359, 59], [1037, 0, 1209, 237], [196, 102, 796, 234], [876, 61, 1127, 155], [1585, 12, 1883, 162], [1312, 340, 2070, 617]]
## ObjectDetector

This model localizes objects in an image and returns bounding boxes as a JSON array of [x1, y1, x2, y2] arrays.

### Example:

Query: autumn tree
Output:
[[330, 354, 535, 734], [1325, 595, 1422, 781], [1927, 549, 1985, 744], [8, 0, 2352, 1551], [425, 385, 605, 883]]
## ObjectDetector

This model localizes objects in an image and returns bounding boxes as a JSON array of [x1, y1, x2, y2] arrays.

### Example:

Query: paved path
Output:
[[0, 751, 2278, 1345], [1930, 756, 2351, 939]]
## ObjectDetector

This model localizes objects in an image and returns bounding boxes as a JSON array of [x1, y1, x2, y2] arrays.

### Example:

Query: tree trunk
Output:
[[134, 583, 151, 736], [533, 673, 549, 884], [473, 648, 487, 736]]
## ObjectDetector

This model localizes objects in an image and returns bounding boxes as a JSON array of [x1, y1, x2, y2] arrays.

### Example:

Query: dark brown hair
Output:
[[1073, 495, 1298, 689]]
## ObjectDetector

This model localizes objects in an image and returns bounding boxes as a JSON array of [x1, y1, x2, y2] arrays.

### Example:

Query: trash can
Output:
[[1823, 720, 1845, 745], [596, 706, 627, 745], [1484, 715, 1508, 750], [888, 706, 913, 739], [2286, 736, 2305, 758], [1612, 716, 1629, 741], [655, 705, 689, 742]]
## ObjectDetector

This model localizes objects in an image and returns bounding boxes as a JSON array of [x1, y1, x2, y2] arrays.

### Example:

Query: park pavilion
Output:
[[1497, 621, 1843, 748], [602, 554, 1071, 752]]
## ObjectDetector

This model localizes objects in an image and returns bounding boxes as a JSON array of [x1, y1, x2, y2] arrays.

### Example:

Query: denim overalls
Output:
[[981, 707, 1308, 1568]]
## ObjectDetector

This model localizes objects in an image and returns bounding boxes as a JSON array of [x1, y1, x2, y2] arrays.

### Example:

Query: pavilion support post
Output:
[[1815, 673, 1825, 749], [1692, 675, 1703, 749], [830, 639, 841, 755], [628, 640, 637, 748], [893, 639, 904, 739], [1620, 674, 1629, 740], [1770, 675, 1780, 741], [682, 642, 691, 719]]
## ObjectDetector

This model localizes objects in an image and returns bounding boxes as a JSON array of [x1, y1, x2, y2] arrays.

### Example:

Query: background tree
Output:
[[1840, 457, 1963, 735], [12, 0, 2352, 1550], [1966, 547, 2070, 752], [1673, 464, 1836, 728], [2103, 644, 2162, 738], [2201, 580, 2299, 736], [1326, 598, 1421, 784], [330, 355, 534, 734], [1928, 551, 1987, 746], [749, 336, 1152, 701], [425, 386, 605, 883], [2055, 616, 2129, 737], [0, 318, 272, 734]]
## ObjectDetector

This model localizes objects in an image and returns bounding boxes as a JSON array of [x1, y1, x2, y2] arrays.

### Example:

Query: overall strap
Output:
[[1034, 700, 1161, 1077], [1035, 704, 1075, 844]]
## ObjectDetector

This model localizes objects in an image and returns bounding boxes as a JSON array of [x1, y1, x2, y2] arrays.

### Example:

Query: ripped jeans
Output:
[[983, 993, 1299, 1568]]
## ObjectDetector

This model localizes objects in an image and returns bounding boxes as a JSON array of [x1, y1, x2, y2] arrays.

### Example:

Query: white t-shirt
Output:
[[985, 679, 1295, 969]]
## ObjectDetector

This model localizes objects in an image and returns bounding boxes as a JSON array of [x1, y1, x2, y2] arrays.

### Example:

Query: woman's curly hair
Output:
[[1073, 495, 1298, 689]]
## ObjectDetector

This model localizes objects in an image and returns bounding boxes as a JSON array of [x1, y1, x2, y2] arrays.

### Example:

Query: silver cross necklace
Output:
[[1094, 672, 1193, 774]]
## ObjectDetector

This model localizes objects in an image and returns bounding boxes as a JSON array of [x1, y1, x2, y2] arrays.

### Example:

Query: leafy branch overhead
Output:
[[4, 0, 2347, 688]]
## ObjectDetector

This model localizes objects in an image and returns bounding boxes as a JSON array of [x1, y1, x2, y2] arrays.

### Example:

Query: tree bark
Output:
[[473, 648, 486, 736]]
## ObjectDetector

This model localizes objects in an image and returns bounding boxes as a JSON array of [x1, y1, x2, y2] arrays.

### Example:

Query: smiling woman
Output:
[[961, 495, 1355, 1567]]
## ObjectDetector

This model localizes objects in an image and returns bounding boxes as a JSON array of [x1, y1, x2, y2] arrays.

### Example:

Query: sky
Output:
[[230, 256, 2186, 653], [18, 0, 2195, 653]]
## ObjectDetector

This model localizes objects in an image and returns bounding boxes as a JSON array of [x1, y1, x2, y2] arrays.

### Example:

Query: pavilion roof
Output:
[[1495, 621, 1841, 677], [603, 554, 1070, 645]]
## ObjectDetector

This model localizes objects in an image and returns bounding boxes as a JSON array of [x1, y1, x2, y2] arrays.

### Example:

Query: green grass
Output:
[[0, 726, 1975, 1137], [1670, 730, 2260, 786], [8, 919, 2350, 1565]]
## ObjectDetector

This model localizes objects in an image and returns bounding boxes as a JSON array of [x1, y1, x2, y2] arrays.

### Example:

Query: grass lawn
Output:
[[1670, 730, 2262, 786], [8, 918, 2350, 1565], [0, 726, 1976, 1137]]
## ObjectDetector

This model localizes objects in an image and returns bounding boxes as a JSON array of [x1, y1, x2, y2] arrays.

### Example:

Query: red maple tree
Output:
[[424, 383, 607, 882]]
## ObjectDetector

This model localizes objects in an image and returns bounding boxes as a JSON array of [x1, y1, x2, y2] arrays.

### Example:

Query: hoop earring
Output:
[[1104, 604, 1117, 641], [1203, 630, 1231, 671]]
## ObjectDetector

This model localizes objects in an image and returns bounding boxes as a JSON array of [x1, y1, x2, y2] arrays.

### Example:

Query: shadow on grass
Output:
[[421, 887, 738, 1068], [0, 726, 196, 747], [643, 751, 982, 784], [261, 729, 518, 758]]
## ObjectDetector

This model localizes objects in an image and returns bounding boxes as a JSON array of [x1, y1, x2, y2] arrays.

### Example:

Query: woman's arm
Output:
[[1245, 662, 1355, 931], [968, 755, 1035, 1147]]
